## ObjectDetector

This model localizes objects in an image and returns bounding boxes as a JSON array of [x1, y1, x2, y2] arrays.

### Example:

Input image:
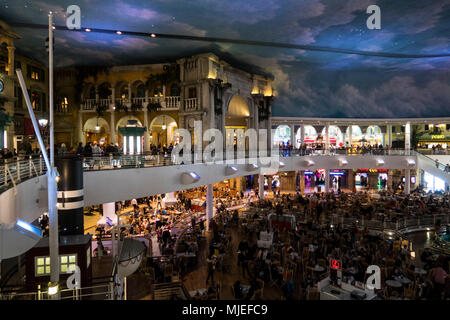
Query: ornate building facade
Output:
[[0, 21, 49, 151], [54, 52, 274, 152]]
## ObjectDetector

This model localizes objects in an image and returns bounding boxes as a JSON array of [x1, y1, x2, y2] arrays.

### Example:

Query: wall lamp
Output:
[[225, 165, 238, 175], [181, 172, 200, 184], [305, 159, 314, 167], [376, 159, 384, 166], [246, 163, 259, 171]]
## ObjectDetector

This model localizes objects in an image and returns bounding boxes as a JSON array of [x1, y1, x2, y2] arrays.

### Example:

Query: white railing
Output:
[[99, 98, 112, 107], [184, 98, 198, 111], [0, 156, 46, 193], [165, 96, 180, 109], [81, 99, 96, 111], [131, 97, 145, 106], [0, 284, 114, 300]]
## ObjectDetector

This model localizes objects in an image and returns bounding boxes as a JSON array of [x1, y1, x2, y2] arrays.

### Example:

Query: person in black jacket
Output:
[[76, 142, 84, 155], [83, 142, 93, 157]]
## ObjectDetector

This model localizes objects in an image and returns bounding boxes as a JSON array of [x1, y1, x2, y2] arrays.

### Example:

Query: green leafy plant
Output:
[[95, 104, 107, 117], [130, 103, 143, 113], [147, 101, 161, 113]]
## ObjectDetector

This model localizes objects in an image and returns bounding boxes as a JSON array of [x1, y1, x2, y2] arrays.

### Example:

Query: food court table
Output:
[[386, 280, 402, 288]]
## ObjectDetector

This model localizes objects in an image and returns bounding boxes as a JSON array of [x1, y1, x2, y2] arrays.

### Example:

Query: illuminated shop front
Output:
[[274, 125, 291, 146], [118, 122, 145, 155], [417, 134, 450, 150]]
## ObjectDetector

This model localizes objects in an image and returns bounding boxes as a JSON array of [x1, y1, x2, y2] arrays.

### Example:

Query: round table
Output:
[[386, 280, 402, 288], [414, 268, 427, 275], [396, 277, 412, 285], [313, 266, 325, 272]]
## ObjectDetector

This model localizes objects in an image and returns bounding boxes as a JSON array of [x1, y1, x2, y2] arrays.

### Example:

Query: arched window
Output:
[[153, 86, 163, 97], [89, 87, 96, 99], [136, 84, 146, 98], [120, 85, 129, 99], [170, 84, 180, 96], [31, 91, 41, 111]]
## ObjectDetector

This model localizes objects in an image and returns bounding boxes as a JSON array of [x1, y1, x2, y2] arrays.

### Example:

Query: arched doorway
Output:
[[365, 125, 383, 146], [345, 125, 363, 146], [83, 117, 110, 146], [302, 125, 318, 145], [149, 115, 178, 147], [321, 125, 344, 147], [274, 125, 291, 146], [116, 115, 143, 148], [225, 95, 250, 149]]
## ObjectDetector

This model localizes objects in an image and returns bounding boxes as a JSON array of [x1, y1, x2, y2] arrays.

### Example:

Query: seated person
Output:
[[233, 280, 243, 299]]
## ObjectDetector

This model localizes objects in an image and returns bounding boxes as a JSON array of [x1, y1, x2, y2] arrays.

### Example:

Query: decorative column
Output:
[[143, 107, 150, 152], [101, 202, 117, 224], [267, 103, 272, 153], [7, 46, 15, 76], [325, 169, 330, 193], [110, 109, 116, 145], [405, 121, 411, 155], [206, 184, 214, 231], [258, 174, 265, 200], [405, 169, 411, 194], [387, 124, 392, 148], [110, 87, 116, 144], [78, 111, 84, 145], [348, 170, 355, 192], [290, 124, 295, 148], [325, 123, 330, 153], [128, 82, 132, 102], [299, 171, 305, 194], [300, 124, 305, 149], [348, 125, 353, 147], [56, 155, 84, 235]]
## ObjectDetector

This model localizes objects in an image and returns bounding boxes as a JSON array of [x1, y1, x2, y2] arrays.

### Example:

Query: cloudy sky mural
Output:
[[1, 0, 449, 118]]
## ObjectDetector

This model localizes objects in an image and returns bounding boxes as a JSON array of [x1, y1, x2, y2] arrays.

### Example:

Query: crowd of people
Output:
[[87, 184, 450, 300]]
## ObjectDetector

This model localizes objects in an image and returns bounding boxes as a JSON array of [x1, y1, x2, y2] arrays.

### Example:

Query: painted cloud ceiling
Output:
[[1, 0, 449, 118]]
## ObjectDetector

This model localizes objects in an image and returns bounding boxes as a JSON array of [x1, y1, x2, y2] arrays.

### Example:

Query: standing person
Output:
[[58, 143, 67, 156], [76, 142, 84, 155], [83, 142, 93, 157], [206, 255, 215, 285]]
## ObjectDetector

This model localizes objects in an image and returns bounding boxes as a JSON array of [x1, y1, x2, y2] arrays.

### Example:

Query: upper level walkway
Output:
[[0, 148, 448, 260]]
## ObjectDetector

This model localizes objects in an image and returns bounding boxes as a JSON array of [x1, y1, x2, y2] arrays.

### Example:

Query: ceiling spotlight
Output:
[[85, 28, 91, 32], [116, 31, 122, 35], [150, 33, 156, 38]]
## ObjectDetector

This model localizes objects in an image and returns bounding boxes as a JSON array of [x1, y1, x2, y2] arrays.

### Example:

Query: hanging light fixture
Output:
[[95, 118, 100, 131]]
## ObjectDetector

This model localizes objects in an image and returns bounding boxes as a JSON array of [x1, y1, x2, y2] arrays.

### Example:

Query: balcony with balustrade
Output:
[[80, 96, 181, 112], [184, 98, 199, 111]]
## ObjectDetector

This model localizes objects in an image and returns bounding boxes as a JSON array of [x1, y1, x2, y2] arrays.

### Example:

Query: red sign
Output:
[[329, 258, 341, 270]]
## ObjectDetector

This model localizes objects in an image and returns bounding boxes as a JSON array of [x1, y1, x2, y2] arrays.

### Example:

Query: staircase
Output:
[[152, 280, 189, 300], [415, 151, 450, 186]]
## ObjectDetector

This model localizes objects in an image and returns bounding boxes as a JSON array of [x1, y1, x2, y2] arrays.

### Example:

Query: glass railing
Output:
[[0, 148, 422, 194]]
